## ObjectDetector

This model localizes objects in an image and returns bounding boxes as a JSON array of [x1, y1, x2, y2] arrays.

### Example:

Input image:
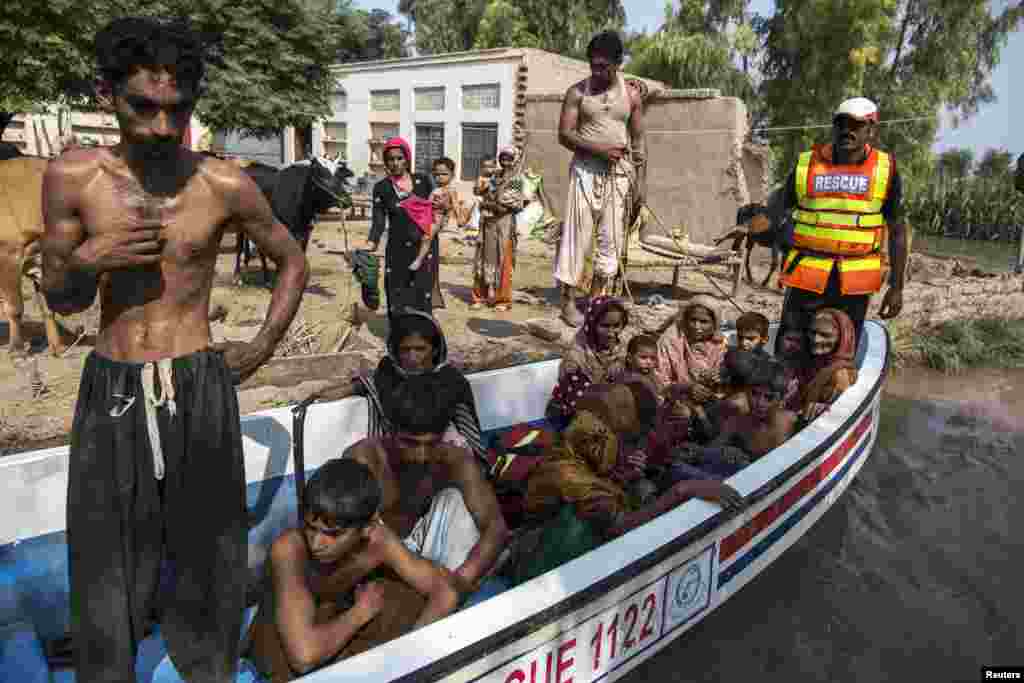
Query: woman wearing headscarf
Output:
[[654, 294, 729, 404], [546, 296, 628, 426], [509, 382, 742, 585], [367, 137, 444, 317], [472, 145, 525, 312], [799, 307, 859, 422]]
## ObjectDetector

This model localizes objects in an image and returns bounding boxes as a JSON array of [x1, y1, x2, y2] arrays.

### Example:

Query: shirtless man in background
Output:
[[40, 17, 308, 683]]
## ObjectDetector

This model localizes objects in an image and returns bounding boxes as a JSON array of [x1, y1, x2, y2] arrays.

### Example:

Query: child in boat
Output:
[[244, 459, 458, 682], [509, 381, 743, 586], [775, 311, 811, 412], [655, 295, 728, 406], [623, 333, 659, 380], [546, 296, 629, 428], [734, 311, 770, 355], [664, 357, 796, 482], [800, 308, 859, 423]]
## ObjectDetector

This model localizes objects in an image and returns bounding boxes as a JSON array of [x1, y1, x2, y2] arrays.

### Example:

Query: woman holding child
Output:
[[368, 137, 446, 317], [655, 295, 729, 403], [472, 145, 525, 311]]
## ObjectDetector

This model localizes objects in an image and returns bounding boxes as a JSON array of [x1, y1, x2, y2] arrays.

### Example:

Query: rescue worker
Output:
[[778, 97, 907, 343]]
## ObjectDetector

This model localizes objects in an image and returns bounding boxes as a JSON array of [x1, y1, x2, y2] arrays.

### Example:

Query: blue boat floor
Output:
[[0, 419, 554, 683]]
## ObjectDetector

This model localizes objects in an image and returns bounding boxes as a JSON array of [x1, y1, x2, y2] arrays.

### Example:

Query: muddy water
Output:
[[631, 367, 1024, 682]]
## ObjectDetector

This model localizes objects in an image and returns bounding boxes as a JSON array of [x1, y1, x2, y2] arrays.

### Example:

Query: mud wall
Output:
[[522, 91, 767, 246]]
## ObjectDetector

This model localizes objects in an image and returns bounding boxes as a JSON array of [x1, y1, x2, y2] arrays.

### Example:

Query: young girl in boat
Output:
[[509, 382, 743, 585], [546, 296, 629, 428], [654, 295, 729, 405], [800, 308, 859, 422]]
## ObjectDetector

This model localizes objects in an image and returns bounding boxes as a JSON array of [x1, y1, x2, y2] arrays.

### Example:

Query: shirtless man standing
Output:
[[343, 374, 509, 600], [40, 18, 308, 683]]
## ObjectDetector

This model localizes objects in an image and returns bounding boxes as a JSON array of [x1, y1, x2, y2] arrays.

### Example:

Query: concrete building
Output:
[[313, 48, 663, 192]]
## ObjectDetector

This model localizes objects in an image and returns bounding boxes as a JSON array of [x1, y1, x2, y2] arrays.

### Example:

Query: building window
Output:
[[370, 123, 400, 142], [415, 124, 445, 175], [323, 122, 348, 160], [462, 83, 500, 111], [370, 89, 401, 112], [461, 123, 497, 180], [415, 87, 446, 112], [330, 90, 347, 114]]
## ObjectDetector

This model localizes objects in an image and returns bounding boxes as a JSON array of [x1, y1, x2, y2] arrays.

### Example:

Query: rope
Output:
[[522, 115, 936, 137]]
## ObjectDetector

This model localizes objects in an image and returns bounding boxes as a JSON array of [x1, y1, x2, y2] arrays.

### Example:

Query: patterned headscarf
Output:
[[801, 307, 858, 404], [566, 296, 629, 384]]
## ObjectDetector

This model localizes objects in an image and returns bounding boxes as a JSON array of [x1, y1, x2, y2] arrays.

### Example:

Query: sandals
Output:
[[494, 304, 511, 312]]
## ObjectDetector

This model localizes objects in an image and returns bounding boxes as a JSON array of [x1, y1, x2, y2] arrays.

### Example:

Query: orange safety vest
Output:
[[780, 144, 893, 295]]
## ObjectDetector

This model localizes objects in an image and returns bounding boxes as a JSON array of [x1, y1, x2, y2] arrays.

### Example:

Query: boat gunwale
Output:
[[360, 323, 892, 683]]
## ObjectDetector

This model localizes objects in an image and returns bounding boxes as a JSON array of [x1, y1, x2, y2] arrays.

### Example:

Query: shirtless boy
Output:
[[40, 17, 308, 683], [245, 459, 458, 680], [708, 359, 797, 466], [343, 374, 509, 599]]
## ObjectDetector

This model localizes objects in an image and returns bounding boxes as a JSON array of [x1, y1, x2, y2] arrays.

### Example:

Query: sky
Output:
[[354, 0, 1018, 157]]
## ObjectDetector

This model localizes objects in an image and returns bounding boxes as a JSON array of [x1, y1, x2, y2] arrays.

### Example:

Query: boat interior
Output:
[[0, 323, 879, 682]]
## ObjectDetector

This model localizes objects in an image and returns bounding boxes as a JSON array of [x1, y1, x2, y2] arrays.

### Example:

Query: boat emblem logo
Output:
[[674, 564, 703, 608]]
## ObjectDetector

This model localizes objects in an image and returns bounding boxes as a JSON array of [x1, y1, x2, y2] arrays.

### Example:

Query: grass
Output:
[[908, 318, 1024, 374], [913, 233, 1019, 273]]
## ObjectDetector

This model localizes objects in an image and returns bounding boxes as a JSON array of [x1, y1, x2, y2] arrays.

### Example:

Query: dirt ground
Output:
[[0, 216, 766, 454]]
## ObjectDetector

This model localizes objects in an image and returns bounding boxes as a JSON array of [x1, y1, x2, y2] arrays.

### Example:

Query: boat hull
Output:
[[0, 321, 889, 683]]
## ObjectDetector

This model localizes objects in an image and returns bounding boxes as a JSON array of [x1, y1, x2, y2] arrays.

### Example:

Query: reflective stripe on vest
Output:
[[780, 251, 884, 295], [794, 147, 892, 213]]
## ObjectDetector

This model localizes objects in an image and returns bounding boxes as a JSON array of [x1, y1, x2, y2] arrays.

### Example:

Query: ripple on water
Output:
[[627, 366, 1024, 683]]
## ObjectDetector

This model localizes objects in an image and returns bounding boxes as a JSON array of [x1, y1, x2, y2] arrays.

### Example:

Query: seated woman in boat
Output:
[[734, 311, 770, 355], [243, 459, 458, 682], [775, 311, 812, 412], [800, 308, 859, 423], [654, 295, 728, 405], [546, 296, 629, 428], [509, 381, 742, 585], [314, 309, 486, 466]]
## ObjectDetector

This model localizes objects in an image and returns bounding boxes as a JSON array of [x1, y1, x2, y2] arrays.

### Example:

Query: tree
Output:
[[937, 147, 974, 180], [974, 147, 1014, 179], [400, 0, 625, 58], [758, 0, 1024, 193], [0, 0, 367, 138]]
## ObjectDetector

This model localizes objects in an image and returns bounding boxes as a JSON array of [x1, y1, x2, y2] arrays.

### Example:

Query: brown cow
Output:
[[0, 156, 70, 354]]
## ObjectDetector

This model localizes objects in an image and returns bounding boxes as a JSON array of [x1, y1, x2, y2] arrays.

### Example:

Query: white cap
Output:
[[834, 97, 879, 122]]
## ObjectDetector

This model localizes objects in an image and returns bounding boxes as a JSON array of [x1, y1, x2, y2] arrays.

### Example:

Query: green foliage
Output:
[[759, 0, 1023, 196], [401, 0, 625, 58], [912, 318, 1024, 374], [905, 145, 1023, 242], [0, 0, 371, 138]]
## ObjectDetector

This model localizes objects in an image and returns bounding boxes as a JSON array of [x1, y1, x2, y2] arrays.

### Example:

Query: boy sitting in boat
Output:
[[244, 459, 458, 681], [734, 311, 770, 355], [343, 374, 510, 603], [662, 357, 796, 481]]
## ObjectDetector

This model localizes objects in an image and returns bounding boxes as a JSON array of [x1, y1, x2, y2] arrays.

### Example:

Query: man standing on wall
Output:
[[554, 30, 647, 327], [778, 97, 907, 342], [40, 17, 308, 682]]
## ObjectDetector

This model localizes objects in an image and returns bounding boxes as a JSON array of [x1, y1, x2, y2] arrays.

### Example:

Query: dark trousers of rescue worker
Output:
[[67, 350, 247, 683], [781, 264, 871, 346]]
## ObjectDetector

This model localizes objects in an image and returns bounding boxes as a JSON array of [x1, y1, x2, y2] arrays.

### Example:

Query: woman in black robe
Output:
[[366, 137, 441, 317]]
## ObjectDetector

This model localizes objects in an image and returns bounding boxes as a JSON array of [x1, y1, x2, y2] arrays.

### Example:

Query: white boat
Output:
[[0, 320, 890, 683]]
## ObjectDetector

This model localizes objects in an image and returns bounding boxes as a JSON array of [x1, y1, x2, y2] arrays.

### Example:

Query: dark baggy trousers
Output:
[[781, 265, 872, 345], [67, 350, 247, 683]]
